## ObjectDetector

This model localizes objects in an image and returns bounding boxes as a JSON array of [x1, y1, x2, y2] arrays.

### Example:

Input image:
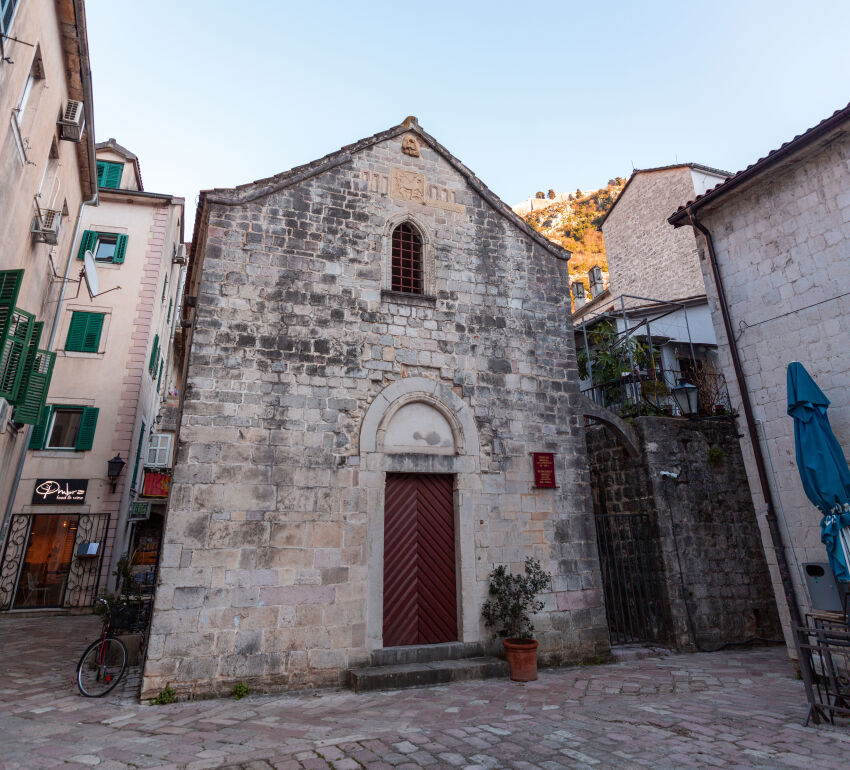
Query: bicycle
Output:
[[76, 596, 128, 697]]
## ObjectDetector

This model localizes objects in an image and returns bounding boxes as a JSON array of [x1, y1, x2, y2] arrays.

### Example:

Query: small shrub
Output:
[[708, 445, 725, 466], [150, 685, 177, 705], [482, 557, 552, 640], [231, 682, 250, 700]]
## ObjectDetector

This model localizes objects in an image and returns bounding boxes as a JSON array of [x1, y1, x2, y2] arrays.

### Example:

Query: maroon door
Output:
[[383, 473, 457, 647]]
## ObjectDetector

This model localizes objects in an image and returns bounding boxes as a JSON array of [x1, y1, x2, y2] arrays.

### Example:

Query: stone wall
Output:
[[602, 168, 705, 306], [586, 416, 781, 649], [693, 129, 850, 651], [141, 126, 609, 699]]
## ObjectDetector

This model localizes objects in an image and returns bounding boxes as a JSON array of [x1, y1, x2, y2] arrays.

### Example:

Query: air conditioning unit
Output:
[[0, 398, 10, 433], [172, 243, 187, 264], [31, 209, 62, 244], [58, 100, 85, 142]]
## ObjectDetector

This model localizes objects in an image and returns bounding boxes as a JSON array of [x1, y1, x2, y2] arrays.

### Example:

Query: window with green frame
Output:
[[166, 298, 172, 324], [96, 160, 124, 189], [29, 405, 99, 451], [1, 0, 19, 36], [77, 230, 128, 264], [148, 334, 159, 375], [130, 421, 146, 491], [65, 311, 104, 353]]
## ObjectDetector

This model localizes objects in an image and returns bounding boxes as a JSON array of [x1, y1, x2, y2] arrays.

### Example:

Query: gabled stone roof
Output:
[[195, 117, 571, 263], [599, 163, 731, 229]]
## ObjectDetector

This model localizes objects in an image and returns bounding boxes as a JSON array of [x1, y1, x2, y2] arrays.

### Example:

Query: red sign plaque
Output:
[[532, 452, 557, 488], [142, 470, 171, 498]]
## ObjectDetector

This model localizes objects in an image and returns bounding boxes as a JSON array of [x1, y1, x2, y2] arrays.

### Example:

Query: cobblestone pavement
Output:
[[1, 615, 848, 769]]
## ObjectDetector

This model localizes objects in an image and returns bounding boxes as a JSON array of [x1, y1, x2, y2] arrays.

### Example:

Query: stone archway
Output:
[[359, 377, 480, 651]]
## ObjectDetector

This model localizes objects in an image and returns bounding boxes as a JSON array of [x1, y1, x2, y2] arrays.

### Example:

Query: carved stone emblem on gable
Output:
[[401, 134, 421, 157], [390, 168, 425, 203]]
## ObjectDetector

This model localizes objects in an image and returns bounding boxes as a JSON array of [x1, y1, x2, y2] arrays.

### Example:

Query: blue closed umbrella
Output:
[[787, 361, 850, 582]]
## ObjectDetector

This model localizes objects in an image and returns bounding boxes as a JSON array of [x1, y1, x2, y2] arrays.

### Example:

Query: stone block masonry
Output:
[[586, 416, 781, 650], [693, 129, 850, 654], [142, 122, 610, 699], [602, 167, 707, 305]]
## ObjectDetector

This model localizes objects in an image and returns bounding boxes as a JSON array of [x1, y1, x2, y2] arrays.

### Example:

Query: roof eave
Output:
[[669, 103, 850, 226], [199, 118, 572, 263]]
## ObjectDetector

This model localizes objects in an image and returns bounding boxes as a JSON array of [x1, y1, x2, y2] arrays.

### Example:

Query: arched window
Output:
[[391, 222, 422, 294]]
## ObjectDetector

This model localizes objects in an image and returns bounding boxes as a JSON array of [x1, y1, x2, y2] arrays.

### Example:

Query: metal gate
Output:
[[383, 473, 457, 647], [595, 512, 671, 645], [0, 513, 110, 610]]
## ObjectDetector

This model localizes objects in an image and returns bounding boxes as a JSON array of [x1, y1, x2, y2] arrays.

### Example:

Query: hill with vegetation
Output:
[[518, 178, 626, 291]]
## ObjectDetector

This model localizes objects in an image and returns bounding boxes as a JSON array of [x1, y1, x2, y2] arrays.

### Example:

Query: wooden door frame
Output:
[[359, 378, 480, 652]]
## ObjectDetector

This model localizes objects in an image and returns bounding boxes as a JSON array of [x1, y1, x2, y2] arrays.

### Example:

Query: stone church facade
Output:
[[141, 118, 609, 698]]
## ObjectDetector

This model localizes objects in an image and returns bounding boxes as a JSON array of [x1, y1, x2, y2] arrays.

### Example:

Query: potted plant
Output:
[[482, 557, 552, 681]]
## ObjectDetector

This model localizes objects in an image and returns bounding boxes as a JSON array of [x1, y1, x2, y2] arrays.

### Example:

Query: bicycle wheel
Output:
[[76, 637, 127, 697]]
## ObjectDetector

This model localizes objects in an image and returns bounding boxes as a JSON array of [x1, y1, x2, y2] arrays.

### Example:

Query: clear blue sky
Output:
[[86, 0, 850, 232]]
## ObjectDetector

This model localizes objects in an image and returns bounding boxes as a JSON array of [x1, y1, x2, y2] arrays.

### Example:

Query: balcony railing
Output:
[[582, 368, 732, 418]]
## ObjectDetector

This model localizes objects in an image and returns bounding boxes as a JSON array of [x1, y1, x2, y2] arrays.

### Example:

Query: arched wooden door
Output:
[[383, 473, 457, 647]]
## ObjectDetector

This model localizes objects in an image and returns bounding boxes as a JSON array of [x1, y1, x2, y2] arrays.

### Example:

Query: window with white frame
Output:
[[145, 432, 172, 468]]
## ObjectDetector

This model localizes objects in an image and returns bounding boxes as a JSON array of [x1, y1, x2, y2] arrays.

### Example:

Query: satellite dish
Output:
[[83, 250, 99, 298]]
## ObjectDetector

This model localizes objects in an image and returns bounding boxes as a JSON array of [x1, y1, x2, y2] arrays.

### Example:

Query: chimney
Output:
[[572, 281, 586, 309], [589, 265, 604, 298]]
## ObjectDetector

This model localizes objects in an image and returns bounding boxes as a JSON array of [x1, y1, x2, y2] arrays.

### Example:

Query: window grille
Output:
[[391, 223, 422, 294]]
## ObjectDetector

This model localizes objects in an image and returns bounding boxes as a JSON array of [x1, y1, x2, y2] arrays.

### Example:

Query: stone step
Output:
[[349, 656, 509, 693], [370, 641, 485, 667], [610, 644, 673, 663]]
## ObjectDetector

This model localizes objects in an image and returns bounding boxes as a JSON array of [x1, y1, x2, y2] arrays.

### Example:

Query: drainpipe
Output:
[[0, 190, 98, 548], [687, 211, 803, 630]]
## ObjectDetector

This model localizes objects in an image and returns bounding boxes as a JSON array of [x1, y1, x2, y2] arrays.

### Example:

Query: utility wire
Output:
[[736, 292, 850, 341]]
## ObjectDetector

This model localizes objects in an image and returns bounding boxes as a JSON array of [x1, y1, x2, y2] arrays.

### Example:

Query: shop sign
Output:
[[531, 453, 557, 489], [31, 478, 88, 504], [142, 470, 170, 498]]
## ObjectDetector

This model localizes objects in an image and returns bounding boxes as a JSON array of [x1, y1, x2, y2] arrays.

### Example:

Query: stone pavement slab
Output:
[[0, 614, 848, 768]]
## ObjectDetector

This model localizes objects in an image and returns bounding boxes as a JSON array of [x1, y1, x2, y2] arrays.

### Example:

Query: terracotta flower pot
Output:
[[503, 638, 539, 681]]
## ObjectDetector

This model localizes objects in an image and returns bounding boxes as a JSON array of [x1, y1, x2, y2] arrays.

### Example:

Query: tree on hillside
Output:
[[535, 191, 545, 199], [547, 189, 555, 199], [575, 188, 582, 199]]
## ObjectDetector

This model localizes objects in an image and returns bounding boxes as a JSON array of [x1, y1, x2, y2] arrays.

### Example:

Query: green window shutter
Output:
[[0, 308, 34, 402], [12, 320, 41, 409], [104, 162, 123, 188], [149, 334, 159, 374], [28, 404, 51, 449], [77, 230, 98, 261], [131, 421, 145, 490], [13, 349, 54, 425], [113, 234, 128, 264], [161, 275, 168, 302], [65, 312, 86, 351], [97, 161, 123, 189], [156, 358, 163, 392], [74, 406, 99, 451], [167, 298, 172, 323], [65, 312, 104, 353], [0, 269, 24, 345]]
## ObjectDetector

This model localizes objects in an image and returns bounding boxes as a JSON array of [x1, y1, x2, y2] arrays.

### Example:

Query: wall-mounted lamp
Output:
[[107, 454, 126, 492]]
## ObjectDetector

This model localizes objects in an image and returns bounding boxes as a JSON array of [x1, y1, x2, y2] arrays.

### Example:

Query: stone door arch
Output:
[[359, 377, 481, 650]]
